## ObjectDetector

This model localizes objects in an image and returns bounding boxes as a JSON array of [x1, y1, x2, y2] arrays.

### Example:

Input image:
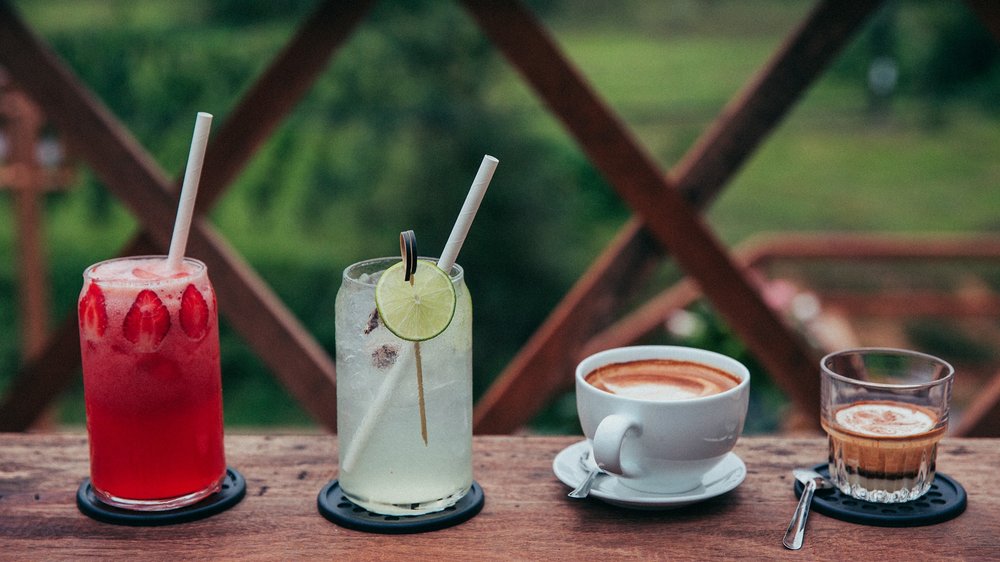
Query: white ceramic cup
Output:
[[576, 346, 750, 494]]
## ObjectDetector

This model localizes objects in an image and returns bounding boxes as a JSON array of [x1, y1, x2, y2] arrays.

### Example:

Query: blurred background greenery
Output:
[[1, 0, 998, 433]]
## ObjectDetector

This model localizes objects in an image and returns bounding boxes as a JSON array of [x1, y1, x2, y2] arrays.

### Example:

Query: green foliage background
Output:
[[1, 0, 998, 432]]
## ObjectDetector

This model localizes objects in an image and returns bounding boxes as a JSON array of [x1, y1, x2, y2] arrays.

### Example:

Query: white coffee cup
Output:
[[576, 346, 750, 494]]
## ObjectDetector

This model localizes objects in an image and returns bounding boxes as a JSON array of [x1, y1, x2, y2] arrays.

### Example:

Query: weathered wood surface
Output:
[[1, 434, 997, 560]]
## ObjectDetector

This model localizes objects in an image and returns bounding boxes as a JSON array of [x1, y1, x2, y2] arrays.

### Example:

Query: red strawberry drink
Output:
[[78, 256, 225, 510]]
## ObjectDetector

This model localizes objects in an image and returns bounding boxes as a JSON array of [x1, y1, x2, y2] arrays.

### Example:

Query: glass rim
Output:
[[83, 255, 207, 286], [821, 347, 954, 390], [342, 256, 464, 286]]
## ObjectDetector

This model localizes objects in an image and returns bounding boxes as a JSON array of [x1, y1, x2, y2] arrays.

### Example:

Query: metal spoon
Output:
[[782, 468, 833, 550], [567, 450, 605, 499]]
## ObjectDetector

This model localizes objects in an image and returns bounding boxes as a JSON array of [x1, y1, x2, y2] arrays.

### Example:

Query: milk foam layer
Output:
[[585, 359, 739, 401], [835, 402, 936, 437]]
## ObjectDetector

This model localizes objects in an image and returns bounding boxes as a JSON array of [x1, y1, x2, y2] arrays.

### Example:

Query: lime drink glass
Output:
[[335, 257, 473, 516]]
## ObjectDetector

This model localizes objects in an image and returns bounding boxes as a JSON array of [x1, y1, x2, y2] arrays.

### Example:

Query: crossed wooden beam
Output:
[[0, 0, 376, 430], [467, 0, 883, 432], [2, 0, 996, 434], [469, 0, 1000, 432]]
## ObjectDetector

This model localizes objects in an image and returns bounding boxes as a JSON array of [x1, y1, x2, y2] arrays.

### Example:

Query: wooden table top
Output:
[[2, 434, 998, 560]]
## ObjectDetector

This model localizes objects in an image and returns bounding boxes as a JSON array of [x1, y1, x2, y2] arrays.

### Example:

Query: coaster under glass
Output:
[[793, 463, 966, 527], [77, 467, 246, 526], [317, 479, 484, 534]]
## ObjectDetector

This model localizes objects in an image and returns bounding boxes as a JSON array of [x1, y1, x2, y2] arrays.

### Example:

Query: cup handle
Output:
[[592, 414, 639, 477]]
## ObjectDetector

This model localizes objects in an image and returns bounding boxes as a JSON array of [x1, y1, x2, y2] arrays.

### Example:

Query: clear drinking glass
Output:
[[821, 348, 953, 503], [335, 257, 473, 516], [79, 256, 226, 510]]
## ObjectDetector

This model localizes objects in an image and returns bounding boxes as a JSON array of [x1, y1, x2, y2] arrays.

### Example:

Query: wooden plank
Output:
[[0, 0, 372, 431], [818, 293, 1000, 318], [469, 0, 881, 432], [10, 190, 50, 356], [3, 88, 51, 359], [583, 232, 1000, 355], [1, 84, 57, 429], [739, 233, 1000, 264], [2, 434, 999, 558], [594, 286, 1000, 333]]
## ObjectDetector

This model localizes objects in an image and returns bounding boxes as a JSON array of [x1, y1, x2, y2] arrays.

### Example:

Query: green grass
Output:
[[488, 4, 1000, 243], [712, 107, 1000, 240]]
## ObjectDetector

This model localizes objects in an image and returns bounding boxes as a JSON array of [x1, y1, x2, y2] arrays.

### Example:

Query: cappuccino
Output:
[[584, 359, 740, 401], [822, 400, 944, 503], [576, 346, 750, 494]]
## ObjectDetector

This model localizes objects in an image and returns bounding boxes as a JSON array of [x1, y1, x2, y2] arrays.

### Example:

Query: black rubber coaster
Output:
[[794, 463, 966, 527], [317, 480, 484, 534], [77, 467, 246, 526]]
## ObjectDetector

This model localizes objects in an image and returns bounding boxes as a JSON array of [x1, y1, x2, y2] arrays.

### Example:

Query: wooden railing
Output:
[[1, 0, 998, 435]]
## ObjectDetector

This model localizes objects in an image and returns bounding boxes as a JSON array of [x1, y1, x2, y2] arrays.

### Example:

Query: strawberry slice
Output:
[[78, 283, 108, 340], [123, 289, 170, 351], [180, 284, 210, 340]]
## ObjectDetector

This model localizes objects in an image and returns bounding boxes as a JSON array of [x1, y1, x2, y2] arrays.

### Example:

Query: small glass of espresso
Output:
[[821, 348, 953, 503]]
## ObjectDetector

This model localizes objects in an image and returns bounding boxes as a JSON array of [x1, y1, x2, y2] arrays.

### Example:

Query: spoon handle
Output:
[[783, 479, 817, 550], [567, 468, 601, 499]]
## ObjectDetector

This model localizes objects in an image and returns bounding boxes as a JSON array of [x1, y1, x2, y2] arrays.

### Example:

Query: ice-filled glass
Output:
[[336, 257, 472, 516], [78, 256, 226, 510]]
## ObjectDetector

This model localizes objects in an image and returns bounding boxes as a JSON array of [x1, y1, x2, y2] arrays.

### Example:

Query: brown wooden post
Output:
[[0, 84, 50, 360], [0, 0, 374, 431], [0, 76, 77, 428]]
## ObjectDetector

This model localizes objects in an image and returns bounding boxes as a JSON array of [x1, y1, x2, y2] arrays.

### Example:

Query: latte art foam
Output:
[[824, 399, 945, 503], [834, 402, 936, 438], [585, 359, 740, 401]]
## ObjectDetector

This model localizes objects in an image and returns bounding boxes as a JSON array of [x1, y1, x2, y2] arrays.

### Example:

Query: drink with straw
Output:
[[79, 112, 225, 510], [336, 256, 473, 515], [79, 256, 226, 509], [336, 156, 497, 516]]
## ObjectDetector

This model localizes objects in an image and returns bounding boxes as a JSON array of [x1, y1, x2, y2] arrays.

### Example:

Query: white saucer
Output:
[[552, 440, 746, 510]]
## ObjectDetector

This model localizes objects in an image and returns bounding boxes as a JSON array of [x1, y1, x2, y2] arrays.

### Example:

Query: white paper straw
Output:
[[437, 155, 498, 271], [341, 155, 499, 474], [167, 112, 213, 272], [340, 346, 414, 474]]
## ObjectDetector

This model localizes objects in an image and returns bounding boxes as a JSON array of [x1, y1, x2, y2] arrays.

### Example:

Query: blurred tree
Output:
[[206, 0, 315, 24], [26, 0, 615, 418], [920, 3, 1000, 111]]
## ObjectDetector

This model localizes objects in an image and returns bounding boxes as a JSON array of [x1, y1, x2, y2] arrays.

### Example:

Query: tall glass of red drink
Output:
[[78, 255, 226, 511]]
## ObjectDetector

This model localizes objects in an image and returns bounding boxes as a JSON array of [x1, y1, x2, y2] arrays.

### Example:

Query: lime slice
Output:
[[375, 260, 457, 341]]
